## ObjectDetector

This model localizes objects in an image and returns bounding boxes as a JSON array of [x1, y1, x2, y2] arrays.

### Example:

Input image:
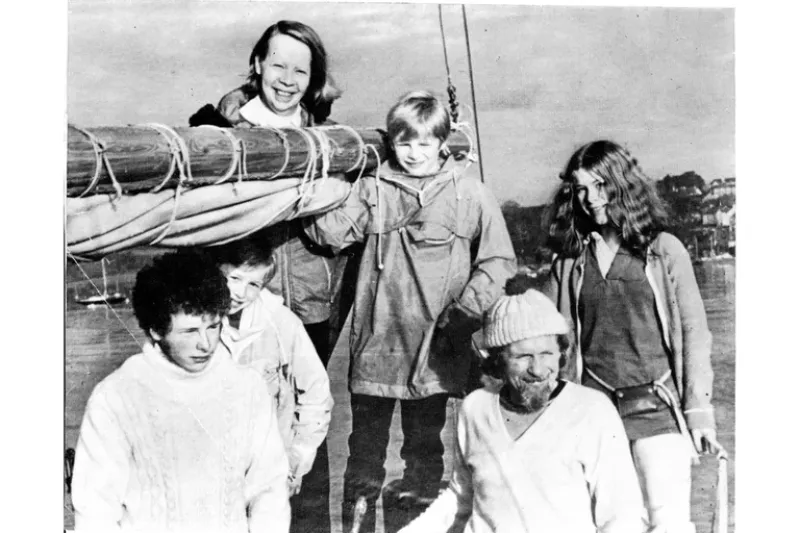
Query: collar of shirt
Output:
[[239, 97, 303, 128], [142, 341, 224, 382], [589, 232, 617, 278]]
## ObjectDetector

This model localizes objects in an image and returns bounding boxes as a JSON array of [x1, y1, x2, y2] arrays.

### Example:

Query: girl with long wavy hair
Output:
[[545, 140, 723, 533]]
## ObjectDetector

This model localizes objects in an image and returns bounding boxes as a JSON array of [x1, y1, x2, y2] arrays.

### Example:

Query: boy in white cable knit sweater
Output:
[[71, 250, 290, 533]]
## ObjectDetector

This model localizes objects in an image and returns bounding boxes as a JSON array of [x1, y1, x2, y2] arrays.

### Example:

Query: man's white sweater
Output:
[[72, 342, 290, 533], [401, 382, 646, 533]]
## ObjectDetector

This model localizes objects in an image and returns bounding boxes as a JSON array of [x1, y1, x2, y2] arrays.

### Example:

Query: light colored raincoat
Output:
[[305, 156, 517, 399], [220, 289, 334, 478]]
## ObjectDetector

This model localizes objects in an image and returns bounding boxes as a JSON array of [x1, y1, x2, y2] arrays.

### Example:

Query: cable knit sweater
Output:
[[71, 342, 290, 533]]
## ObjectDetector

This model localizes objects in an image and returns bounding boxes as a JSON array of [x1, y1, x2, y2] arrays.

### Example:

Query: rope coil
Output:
[[317, 124, 367, 174], [194, 125, 248, 188], [256, 125, 292, 181], [284, 126, 319, 212], [72, 126, 124, 200], [138, 123, 196, 245], [139, 123, 195, 193], [202, 126, 359, 247]]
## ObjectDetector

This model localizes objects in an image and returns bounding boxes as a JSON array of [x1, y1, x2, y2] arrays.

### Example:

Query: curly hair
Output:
[[132, 250, 230, 337], [546, 140, 669, 259], [244, 20, 342, 124]]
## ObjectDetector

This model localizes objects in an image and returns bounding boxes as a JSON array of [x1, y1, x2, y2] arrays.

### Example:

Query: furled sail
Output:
[[66, 124, 472, 260]]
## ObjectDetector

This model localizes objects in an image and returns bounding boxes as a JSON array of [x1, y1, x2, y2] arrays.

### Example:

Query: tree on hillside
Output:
[[659, 171, 706, 197], [657, 171, 707, 246]]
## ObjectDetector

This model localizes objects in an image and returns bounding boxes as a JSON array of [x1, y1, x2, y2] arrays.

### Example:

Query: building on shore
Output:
[[657, 174, 735, 259]]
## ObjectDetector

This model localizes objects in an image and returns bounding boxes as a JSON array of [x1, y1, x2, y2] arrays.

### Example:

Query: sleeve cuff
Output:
[[685, 407, 716, 430]]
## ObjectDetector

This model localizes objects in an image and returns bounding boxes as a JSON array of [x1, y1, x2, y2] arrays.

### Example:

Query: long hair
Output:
[[245, 20, 342, 123], [547, 140, 669, 258]]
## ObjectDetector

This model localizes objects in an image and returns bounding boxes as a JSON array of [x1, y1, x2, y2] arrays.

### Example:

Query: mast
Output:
[[100, 258, 109, 297]]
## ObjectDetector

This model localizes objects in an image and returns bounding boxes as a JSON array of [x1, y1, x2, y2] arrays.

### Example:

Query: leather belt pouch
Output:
[[614, 382, 662, 417]]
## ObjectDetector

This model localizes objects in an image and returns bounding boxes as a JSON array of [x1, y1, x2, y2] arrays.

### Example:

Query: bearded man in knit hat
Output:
[[400, 274, 647, 533]]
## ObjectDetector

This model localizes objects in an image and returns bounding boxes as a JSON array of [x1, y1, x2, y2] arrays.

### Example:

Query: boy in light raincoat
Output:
[[304, 91, 517, 532], [208, 236, 334, 531]]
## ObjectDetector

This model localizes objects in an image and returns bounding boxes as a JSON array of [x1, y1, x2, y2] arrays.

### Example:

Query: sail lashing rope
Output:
[[437, 4, 486, 183], [72, 126, 125, 200]]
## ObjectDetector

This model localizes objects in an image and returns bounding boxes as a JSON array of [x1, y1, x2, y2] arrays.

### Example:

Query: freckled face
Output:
[[573, 169, 609, 226], [256, 34, 312, 117]]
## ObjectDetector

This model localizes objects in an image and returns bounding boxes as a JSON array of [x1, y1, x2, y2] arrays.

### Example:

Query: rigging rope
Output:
[[141, 123, 195, 192], [67, 252, 142, 348], [284, 126, 320, 211], [317, 124, 367, 174], [436, 5, 486, 183], [140, 123, 196, 245], [72, 126, 124, 200], [194, 125, 248, 188], [68, 125, 378, 256], [253, 125, 292, 181], [461, 5, 486, 184], [438, 5, 459, 124]]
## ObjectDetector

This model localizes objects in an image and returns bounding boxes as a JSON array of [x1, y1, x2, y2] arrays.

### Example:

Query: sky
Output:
[[67, 1, 734, 206]]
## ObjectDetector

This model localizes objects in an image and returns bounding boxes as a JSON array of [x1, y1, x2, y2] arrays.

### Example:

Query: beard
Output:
[[503, 376, 556, 413]]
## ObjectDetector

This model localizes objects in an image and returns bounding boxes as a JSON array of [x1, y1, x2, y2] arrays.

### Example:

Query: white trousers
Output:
[[630, 433, 696, 533]]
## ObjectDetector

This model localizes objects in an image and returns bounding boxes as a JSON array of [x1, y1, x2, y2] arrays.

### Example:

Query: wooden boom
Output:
[[67, 125, 472, 197]]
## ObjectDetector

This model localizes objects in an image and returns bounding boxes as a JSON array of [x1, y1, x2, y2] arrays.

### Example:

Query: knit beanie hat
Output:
[[483, 288, 569, 348]]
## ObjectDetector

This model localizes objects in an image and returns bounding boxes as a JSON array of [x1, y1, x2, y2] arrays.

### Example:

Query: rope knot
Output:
[[73, 126, 124, 201]]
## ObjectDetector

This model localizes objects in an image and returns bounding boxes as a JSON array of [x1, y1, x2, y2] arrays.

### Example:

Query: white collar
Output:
[[239, 97, 303, 128], [142, 341, 224, 381], [221, 289, 286, 358]]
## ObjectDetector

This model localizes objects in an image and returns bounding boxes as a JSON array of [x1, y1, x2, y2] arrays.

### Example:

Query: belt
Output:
[[585, 367, 698, 460]]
